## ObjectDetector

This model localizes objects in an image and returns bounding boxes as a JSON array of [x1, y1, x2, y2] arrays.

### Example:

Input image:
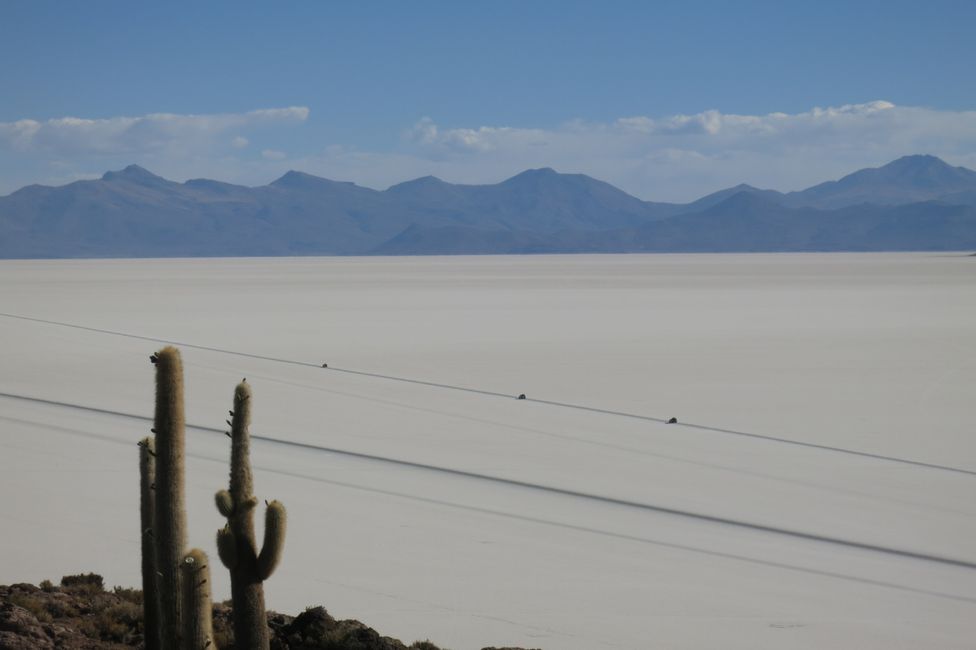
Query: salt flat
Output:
[[0, 252, 974, 649]]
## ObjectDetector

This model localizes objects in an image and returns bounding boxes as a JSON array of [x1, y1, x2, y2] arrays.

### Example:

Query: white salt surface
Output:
[[0, 252, 974, 649]]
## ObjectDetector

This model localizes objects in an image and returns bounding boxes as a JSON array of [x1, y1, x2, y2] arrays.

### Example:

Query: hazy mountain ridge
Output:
[[1, 155, 974, 257], [378, 193, 976, 255], [783, 154, 976, 209]]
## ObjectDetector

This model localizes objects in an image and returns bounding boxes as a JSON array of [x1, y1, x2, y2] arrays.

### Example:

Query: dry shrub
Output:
[[60, 573, 104, 594], [8, 593, 53, 623], [111, 586, 143, 605]]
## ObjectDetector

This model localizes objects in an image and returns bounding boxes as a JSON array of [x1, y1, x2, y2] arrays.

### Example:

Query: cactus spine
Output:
[[180, 548, 215, 650], [216, 381, 287, 650], [138, 437, 160, 650]]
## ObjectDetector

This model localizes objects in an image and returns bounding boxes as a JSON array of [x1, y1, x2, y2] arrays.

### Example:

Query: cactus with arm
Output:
[[215, 381, 287, 650]]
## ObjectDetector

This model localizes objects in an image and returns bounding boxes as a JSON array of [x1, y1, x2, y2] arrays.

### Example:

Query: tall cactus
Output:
[[215, 381, 287, 650], [150, 346, 188, 650], [180, 548, 215, 650], [138, 437, 160, 650]]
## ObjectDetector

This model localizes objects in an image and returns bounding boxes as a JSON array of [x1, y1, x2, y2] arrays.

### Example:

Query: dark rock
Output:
[[279, 605, 408, 649], [0, 579, 456, 649], [0, 630, 52, 650], [0, 603, 54, 649]]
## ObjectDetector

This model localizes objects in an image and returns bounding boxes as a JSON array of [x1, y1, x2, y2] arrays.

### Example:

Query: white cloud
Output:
[[610, 100, 898, 138], [404, 117, 546, 155], [392, 101, 976, 199], [0, 107, 309, 156], [231, 136, 249, 149], [408, 101, 908, 151], [261, 149, 286, 160], [405, 117, 551, 154], [246, 107, 310, 122]]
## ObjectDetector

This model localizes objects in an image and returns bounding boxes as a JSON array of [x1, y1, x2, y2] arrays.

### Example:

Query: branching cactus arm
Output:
[[256, 500, 287, 581]]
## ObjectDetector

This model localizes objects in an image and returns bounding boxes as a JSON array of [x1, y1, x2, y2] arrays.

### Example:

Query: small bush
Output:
[[39, 579, 56, 592], [43, 595, 79, 618], [9, 594, 53, 623], [95, 601, 142, 642], [112, 586, 143, 605], [61, 573, 104, 594], [74, 601, 142, 643], [212, 608, 234, 649], [75, 616, 99, 639]]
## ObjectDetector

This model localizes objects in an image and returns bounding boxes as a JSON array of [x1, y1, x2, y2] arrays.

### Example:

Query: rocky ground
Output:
[[0, 575, 536, 650]]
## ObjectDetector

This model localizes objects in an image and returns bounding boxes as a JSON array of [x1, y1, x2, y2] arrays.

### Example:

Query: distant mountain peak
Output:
[[499, 168, 604, 193], [267, 170, 366, 196], [519, 167, 558, 176], [101, 164, 166, 184], [887, 153, 943, 165], [873, 154, 959, 176], [386, 175, 448, 192], [852, 154, 972, 178], [504, 167, 562, 183], [785, 154, 976, 208], [684, 182, 784, 212], [270, 170, 322, 186]]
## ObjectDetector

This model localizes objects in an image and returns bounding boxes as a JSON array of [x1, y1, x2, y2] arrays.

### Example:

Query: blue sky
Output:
[[2, 0, 975, 200]]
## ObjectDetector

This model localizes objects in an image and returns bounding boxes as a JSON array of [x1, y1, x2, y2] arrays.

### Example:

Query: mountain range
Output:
[[1, 154, 974, 257]]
